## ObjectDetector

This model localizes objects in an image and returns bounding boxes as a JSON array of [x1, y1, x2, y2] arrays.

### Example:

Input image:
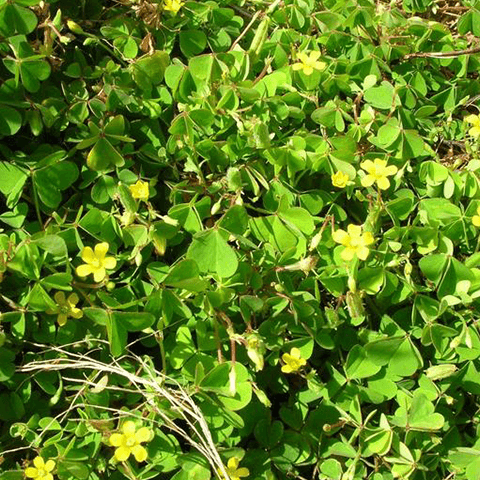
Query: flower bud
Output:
[[67, 20, 84, 34]]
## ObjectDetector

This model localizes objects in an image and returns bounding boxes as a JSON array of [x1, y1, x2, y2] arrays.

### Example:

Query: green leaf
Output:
[[112, 312, 155, 332], [364, 81, 400, 110], [87, 137, 125, 171], [164, 259, 208, 292], [131, 51, 170, 91], [0, 202, 27, 228], [345, 345, 381, 379], [179, 30, 207, 57], [186, 229, 238, 278], [0, 106, 22, 136], [0, 4, 37, 36]]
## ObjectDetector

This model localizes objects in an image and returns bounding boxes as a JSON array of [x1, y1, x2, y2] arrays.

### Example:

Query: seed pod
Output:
[[346, 291, 365, 325], [117, 183, 138, 215], [425, 364, 457, 381], [248, 16, 270, 59]]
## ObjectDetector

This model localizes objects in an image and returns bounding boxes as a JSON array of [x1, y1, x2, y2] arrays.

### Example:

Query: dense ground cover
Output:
[[2, 0, 480, 479]]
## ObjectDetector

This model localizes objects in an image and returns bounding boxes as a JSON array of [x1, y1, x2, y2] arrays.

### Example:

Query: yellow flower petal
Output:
[[71, 308, 83, 319], [67, 293, 79, 305], [465, 114, 479, 125], [290, 347, 302, 359], [281, 364, 293, 373], [309, 50, 321, 61], [109, 433, 124, 447], [122, 421, 136, 436], [132, 445, 147, 462], [236, 467, 250, 477], [135, 427, 152, 443], [347, 224, 362, 237], [81, 246, 95, 264], [292, 62, 304, 71], [54, 291, 66, 304], [362, 232, 375, 245], [92, 267, 106, 283], [385, 165, 398, 176], [376, 176, 390, 190], [297, 52, 309, 63], [228, 457, 240, 469], [33, 457, 45, 469], [43, 475, 54, 480], [303, 65, 313, 75], [76, 264, 93, 278], [44, 460, 55, 472], [114, 446, 131, 462], [356, 246, 370, 261], [332, 229, 349, 245], [473, 215, 480, 227], [94, 242, 109, 260], [361, 175, 375, 187], [341, 247, 356, 262], [57, 314, 68, 326], [360, 160, 374, 172], [25, 467, 38, 478], [103, 257, 117, 270]]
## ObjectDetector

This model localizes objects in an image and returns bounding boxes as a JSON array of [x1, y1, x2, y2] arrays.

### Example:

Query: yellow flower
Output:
[[465, 114, 480, 138], [291, 51, 326, 76], [473, 205, 480, 227], [25, 457, 55, 480], [109, 421, 153, 462], [163, 0, 184, 14], [331, 171, 349, 188], [76, 242, 117, 283], [281, 347, 307, 374], [217, 457, 250, 480], [332, 224, 375, 261], [46, 292, 83, 326], [360, 158, 398, 190], [129, 180, 149, 201]]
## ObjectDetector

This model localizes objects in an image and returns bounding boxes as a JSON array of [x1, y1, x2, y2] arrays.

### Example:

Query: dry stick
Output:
[[230, 10, 262, 51], [15, 345, 231, 480], [405, 46, 480, 60]]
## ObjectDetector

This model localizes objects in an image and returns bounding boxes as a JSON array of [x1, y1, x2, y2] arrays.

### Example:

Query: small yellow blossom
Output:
[[331, 171, 349, 188], [25, 457, 55, 480], [129, 180, 149, 201], [292, 51, 326, 76], [218, 457, 250, 480], [76, 242, 117, 283], [332, 224, 375, 261], [472, 205, 480, 227], [109, 421, 153, 462], [360, 158, 398, 190], [281, 347, 307, 374], [163, 0, 184, 14], [465, 114, 480, 138], [46, 292, 83, 326]]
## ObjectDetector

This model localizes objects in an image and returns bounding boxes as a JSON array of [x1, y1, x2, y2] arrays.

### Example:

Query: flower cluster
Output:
[[76, 242, 117, 283], [292, 51, 326, 76], [129, 180, 149, 201], [46, 292, 83, 326], [360, 158, 398, 190], [465, 114, 480, 138], [332, 224, 374, 261], [217, 457, 250, 480], [331, 171, 349, 188], [109, 421, 153, 462], [281, 348, 307, 373], [163, 0, 184, 14], [473, 205, 480, 226], [24, 457, 55, 480]]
